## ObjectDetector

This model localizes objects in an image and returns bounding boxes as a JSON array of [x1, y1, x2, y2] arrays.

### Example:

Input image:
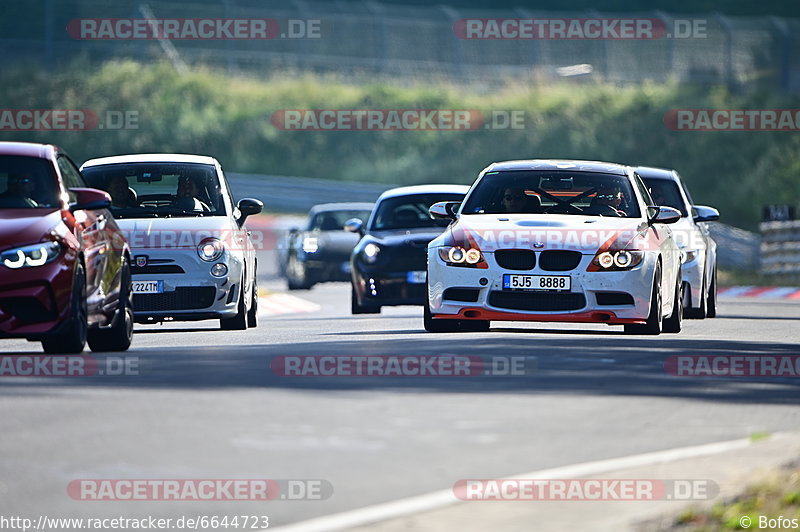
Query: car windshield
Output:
[[461, 170, 641, 218], [82, 162, 226, 218], [0, 156, 60, 209], [310, 209, 373, 231], [369, 193, 464, 231], [641, 178, 688, 217]]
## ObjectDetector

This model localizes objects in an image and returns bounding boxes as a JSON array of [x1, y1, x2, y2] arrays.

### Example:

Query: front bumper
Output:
[[352, 269, 428, 307], [0, 258, 74, 339], [427, 248, 656, 325], [131, 248, 245, 321]]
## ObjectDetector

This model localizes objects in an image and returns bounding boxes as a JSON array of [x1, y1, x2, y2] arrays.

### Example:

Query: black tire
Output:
[[706, 266, 717, 318], [220, 278, 248, 330], [247, 273, 259, 328], [423, 303, 461, 332], [683, 276, 707, 319], [663, 276, 683, 334], [88, 259, 134, 352], [42, 263, 88, 354], [624, 265, 662, 335], [351, 284, 380, 314], [287, 254, 312, 290]]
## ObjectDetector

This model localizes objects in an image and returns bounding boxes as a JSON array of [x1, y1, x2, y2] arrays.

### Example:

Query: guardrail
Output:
[[227, 172, 391, 212], [760, 220, 800, 276]]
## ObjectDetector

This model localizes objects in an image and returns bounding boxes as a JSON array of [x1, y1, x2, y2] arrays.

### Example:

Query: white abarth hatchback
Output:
[[81, 154, 262, 330], [425, 160, 683, 335]]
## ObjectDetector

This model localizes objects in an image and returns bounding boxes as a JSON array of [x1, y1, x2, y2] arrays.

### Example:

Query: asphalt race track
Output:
[[1, 247, 799, 529]]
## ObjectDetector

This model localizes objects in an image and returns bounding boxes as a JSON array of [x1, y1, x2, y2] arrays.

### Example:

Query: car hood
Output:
[[115, 216, 237, 249], [0, 209, 64, 251], [367, 227, 448, 247], [438, 214, 651, 253]]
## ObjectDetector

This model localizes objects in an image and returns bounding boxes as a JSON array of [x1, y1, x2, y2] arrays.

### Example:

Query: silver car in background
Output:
[[81, 154, 263, 330], [636, 166, 719, 318]]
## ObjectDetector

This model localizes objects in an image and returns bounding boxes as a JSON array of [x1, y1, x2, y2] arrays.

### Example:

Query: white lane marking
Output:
[[258, 294, 321, 316], [268, 436, 754, 531]]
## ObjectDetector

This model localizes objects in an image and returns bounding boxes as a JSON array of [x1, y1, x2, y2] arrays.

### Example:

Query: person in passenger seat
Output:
[[175, 176, 210, 212]]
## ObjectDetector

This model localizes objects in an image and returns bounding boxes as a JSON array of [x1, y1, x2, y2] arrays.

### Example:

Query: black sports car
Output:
[[284, 202, 374, 290], [348, 185, 469, 314]]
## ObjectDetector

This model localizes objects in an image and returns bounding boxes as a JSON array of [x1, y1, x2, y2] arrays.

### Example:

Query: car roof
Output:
[[81, 153, 219, 168], [308, 202, 375, 214], [378, 184, 470, 200], [633, 166, 679, 181], [485, 159, 629, 175], [0, 141, 57, 159]]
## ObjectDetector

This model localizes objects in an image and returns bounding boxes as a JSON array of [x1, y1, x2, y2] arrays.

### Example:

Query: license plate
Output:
[[503, 274, 570, 291], [407, 271, 426, 284], [132, 280, 163, 294]]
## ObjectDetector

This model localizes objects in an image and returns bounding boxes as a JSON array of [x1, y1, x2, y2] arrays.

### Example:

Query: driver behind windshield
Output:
[[585, 185, 627, 216], [106, 175, 138, 208], [175, 176, 210, 212], [0, 173, 39, 208], [501, 187, 541, 213]]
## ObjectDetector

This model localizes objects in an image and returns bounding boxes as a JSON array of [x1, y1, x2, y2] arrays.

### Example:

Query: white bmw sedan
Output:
[[636, 166, 719, 319], [425, 160, 683, 335], [81, 154, 263, 330]]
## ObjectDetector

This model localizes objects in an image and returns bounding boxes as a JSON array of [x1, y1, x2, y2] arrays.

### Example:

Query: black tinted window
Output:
[[370, 193, 464, 231], [82, 162, 226, 218], [641, 178, 688, 217], [0, 156, 59, 209]]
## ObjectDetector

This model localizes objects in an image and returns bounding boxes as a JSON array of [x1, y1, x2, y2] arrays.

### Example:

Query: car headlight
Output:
[[438, 246, 485, 267], [302, 237, 319, 254], [362, 243, 380, 264], [590, 250, 644, 271], [681, 249, 698, 264], [197, 238, 225, 262], [1, 241, 62, 269]]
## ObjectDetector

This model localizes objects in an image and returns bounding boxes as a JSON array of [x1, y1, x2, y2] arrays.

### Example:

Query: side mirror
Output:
[[237, 198, 263, 223], [69, 188, 111, 213], [344, 218, 364, 235], [648, 206, 681, 225], [429, 201, 460, 220], [693, 205, 720, 223]]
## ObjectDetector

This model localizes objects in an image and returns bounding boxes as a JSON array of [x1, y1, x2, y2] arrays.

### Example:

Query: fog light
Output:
[[211, 263, 228, 277]]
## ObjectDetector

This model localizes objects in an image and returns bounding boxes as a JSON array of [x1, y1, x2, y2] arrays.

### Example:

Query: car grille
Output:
[[135, 287, 217, 312], [489, 291, 586, 311], [0, 297, 56, 323], [389, 247, 428, 271], [494, 249, 536, 270], [539, 250, 582, 271], [372, 280, 426, 302], [132, 265, 186, 274]]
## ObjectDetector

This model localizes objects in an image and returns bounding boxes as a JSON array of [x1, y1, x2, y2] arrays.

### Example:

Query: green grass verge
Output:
[[3, 60, 800, 231]]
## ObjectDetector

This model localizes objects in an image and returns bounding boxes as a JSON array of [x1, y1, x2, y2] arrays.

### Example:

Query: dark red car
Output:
[[0, 142, 133, 353]]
